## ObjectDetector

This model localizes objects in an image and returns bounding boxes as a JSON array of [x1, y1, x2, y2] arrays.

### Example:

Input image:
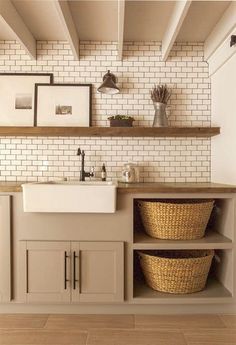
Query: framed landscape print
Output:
[[0, 73, 53, 126], [35, 84, 92, 127]]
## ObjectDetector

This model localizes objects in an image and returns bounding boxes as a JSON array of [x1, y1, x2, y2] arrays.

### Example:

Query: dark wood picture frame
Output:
[[0, 73, 53, 126], [34, 83, 92, 127]]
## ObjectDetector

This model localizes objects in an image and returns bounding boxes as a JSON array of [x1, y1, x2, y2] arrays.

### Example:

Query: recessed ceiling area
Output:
[[177, 1, 230, 42], [0, 0, 232, 61], [69, 1, 118, 41], [124, 1, 175, 41], [12, 0, 66, 40]]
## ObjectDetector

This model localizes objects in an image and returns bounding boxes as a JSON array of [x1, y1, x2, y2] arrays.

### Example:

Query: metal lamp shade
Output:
[[97, 70, 120, 95]]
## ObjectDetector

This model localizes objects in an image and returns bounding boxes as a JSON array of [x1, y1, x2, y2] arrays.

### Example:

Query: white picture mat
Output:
[[36, 85, 90, 127], [0, 75, 51, 126]]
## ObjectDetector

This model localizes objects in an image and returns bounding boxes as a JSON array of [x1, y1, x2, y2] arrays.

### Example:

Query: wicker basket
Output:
[[138, 250, 214, 294], [139, 199, 214, 240]]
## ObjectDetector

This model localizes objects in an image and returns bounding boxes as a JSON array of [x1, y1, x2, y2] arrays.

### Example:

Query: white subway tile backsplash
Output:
[[0, 40, 211, 182]]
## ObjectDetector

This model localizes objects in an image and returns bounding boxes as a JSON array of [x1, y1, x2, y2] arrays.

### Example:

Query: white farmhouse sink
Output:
[[22, 181, 117, 213]]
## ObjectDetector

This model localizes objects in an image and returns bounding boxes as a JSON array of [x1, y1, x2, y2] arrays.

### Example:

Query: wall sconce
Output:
[[97, 70, 120, 95], [230, 35, 236, 47]]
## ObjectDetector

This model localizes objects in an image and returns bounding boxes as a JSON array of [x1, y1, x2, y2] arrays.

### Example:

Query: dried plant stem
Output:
[[151, 84, 171, 104]]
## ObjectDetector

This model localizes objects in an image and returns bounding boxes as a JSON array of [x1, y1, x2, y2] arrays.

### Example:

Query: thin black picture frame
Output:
[[34, 83, 92, 127]]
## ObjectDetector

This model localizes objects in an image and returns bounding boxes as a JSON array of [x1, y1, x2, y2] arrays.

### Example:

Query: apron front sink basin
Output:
[[22, 181, 117, 213]]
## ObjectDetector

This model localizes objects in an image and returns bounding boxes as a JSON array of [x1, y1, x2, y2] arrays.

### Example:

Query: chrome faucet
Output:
[[77, 148, 94, 181]]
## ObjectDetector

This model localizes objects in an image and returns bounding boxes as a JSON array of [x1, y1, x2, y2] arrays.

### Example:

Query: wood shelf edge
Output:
[[0, 126, 220, 137], [132, 278, 232, 304], [133, 231, 233, 250]]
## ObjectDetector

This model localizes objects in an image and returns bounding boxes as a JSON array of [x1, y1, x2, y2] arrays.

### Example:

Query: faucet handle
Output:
[[77, 148, 85, 156]]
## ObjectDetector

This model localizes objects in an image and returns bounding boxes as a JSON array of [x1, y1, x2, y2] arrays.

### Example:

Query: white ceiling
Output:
[[0, 0, 232, 61], [69, 1, 118, 41], [12, 0, 66, 40], [0, 0, 231, 43], [177, 1, 230, 41], [124, 1, 175, 41]]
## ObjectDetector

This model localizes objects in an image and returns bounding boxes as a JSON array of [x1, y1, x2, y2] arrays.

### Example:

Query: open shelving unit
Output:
[[0, 126, 220, 137], [132, 196, 235, 304]]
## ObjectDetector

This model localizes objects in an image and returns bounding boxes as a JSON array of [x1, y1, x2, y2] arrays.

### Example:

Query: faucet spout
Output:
[[77, 147, 93, 181]]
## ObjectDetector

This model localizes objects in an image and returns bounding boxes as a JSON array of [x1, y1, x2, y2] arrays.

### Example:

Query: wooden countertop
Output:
[[0, 182, 23, 192], [117, 182, 236, 193], [0, 181, 236, 193]]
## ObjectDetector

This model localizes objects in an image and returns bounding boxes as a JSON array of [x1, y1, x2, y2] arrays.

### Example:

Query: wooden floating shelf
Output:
[[0, 126, 220, 137], [133, 231, 233, 250]]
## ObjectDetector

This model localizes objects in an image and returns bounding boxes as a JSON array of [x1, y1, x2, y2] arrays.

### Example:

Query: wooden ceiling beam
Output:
[[161, 0, 191, 61], [0, 0, 36, 59], [54, 0, 79, 60], [117, 0, 125, 60]]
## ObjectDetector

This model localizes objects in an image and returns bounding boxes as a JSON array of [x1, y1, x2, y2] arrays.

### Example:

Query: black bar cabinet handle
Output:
[[73, 251, 76, 289], [73, 251, 79, 290], [64, 251, 68, 290], [26, 249, 29, 293]]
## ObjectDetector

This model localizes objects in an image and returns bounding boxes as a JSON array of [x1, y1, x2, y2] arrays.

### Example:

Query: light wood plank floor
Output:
[[0, 314, 235, 344]]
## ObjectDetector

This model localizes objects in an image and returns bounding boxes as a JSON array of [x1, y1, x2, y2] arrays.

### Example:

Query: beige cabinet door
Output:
[[71, 242, 124, 303], [20, 241, 71, 303], [0, 195, 11, 302]]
